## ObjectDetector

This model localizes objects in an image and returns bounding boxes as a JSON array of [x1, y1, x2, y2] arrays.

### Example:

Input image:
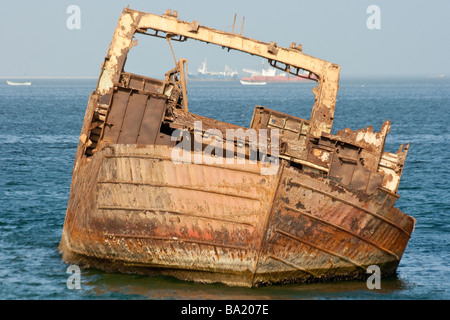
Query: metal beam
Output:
[[97, 8, 340, 137]]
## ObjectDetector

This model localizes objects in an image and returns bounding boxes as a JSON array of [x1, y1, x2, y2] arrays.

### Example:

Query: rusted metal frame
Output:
[[263, 107, 311, 127], [307, 141, 334, 172], [279, 155, 329, 173], [97, 180, 261, 201], [265, 111, 284, 132], [271, 112, 307, 143], [103, 86, 169, 145], [268, 59, 318, 81], [96, 18, 135, 95], [168, 109, 245, 132], [170, 126, 263, 164], [122, 77, 163, 96], [297, 122, 305, 140], [133, 87, 170, 100], [97, 205, 256, 227], [169, 116, 270, 169], [135, 28, 188, 42], [131, 10, 339, 136], [337, 154, 359, 164], [267, 254, 320, 277], [104, 233, 251, 251], [282, 204, 400, 260], [135, 12, 326, 74], [321, 131, 376, 151], [280, 122, 303, 134], [88, 121, 100, 132], [358, 148, 385, 195], [263, 111, 325, 171], [111, 88, 133, 143], [98, 90, 115, 143], [322, 137, 339, 176], [118, 76, 171, 98], [104, 154, 267, 176], [198, 133, 260, 162], [314, 143, 334, 154], [379, 186, 400, 200], [273, 228, 367, 271], [178, 58, 189, 112], [82, 95, 100, 154], [290, 179, 412, 237], [308, 67, 340, 137], [373, 148, 387, 180], [166, 36, 179, 67], [165, 107, 247, 142]]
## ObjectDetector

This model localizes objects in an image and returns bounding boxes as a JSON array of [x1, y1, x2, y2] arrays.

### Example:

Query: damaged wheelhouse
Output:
[[59, 8, 415, 287]]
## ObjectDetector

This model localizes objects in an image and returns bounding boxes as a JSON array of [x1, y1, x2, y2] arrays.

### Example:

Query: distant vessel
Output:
[[240, 79, 266, 85], [241, 66, 309, 83], [428, 74, 445, 79], [6, 80, 31, 86], [187, 59, 238, 81]]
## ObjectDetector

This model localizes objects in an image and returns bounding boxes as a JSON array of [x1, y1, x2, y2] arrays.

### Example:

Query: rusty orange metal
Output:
[[59, 8, 415, 287]]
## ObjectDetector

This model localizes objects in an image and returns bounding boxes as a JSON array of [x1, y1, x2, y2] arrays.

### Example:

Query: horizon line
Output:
[[0, 74, 446, 80], [0, 76, 98, 79]]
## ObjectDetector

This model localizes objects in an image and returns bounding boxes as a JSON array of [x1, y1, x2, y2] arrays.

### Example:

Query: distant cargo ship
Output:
[[240, 67, 309, 84], [187, 59, 238, 81]]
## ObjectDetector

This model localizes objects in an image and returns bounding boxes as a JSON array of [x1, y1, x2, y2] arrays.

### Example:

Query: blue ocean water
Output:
[[0, 78, 448, 300]]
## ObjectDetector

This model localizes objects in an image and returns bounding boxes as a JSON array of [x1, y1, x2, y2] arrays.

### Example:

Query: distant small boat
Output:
[[6, 80, 31, 86], [428, 74, 445, 79], [240, 80, 266, 85]]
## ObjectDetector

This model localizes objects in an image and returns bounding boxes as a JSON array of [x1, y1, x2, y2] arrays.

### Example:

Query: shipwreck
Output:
[[59, 8, 415, 287]]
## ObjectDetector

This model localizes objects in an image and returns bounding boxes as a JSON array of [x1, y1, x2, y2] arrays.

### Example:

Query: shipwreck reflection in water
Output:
[[79, 269, 411, 300]]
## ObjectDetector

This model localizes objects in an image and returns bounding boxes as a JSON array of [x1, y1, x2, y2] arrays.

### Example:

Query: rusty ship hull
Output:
[[59, 8, 415, 287]]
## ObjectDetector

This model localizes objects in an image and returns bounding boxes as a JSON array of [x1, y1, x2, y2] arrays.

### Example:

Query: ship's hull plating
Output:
[[60, 143, 414, 287]]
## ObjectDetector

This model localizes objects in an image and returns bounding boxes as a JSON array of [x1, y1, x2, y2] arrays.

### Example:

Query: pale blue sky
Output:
[[0, 0, 449, 78]]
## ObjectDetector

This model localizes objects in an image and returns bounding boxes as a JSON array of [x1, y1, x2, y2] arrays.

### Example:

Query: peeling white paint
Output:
[[356, 131, 382, 147]]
